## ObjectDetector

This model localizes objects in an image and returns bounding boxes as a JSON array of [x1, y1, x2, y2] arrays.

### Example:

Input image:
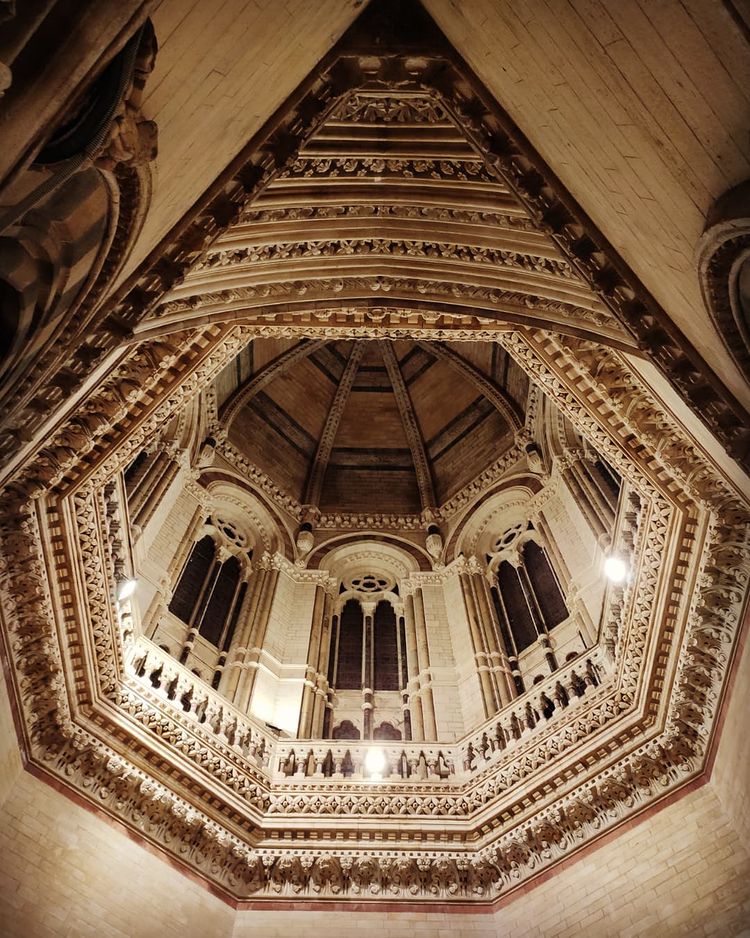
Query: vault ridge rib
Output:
[[380, 339, 437, 510], [419, 340, 524, 432], [220, 338, 325, 427], [304, 340, 367, 507]]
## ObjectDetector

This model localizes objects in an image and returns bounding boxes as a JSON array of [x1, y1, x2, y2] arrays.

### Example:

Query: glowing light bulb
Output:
[[117, 578, 138, 601], [604, 556, 628, 584], [364, 747, 386, 777]]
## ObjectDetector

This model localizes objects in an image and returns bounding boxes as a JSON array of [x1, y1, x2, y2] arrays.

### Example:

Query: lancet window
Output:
[[325, 570, 406, 741], [488, 524, 570, 679], [165, 515, 254, 685]]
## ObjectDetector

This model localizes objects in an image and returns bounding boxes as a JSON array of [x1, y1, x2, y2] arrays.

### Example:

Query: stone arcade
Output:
[[1, 2, 749, 936]]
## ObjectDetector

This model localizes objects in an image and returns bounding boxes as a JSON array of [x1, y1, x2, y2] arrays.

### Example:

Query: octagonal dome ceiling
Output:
[[214, 337, 527, 514]]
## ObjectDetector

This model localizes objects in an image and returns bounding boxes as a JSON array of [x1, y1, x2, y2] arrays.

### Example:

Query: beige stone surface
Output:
[[713, 622, 750, 845], [424, 0, 750, 408], [0, 771, 234, 938], [0, 665, 22, 809]]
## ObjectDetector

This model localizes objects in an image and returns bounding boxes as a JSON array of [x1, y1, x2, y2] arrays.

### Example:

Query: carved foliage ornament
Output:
[[0, 316, 747, 903], [3, 1, 748, 480]]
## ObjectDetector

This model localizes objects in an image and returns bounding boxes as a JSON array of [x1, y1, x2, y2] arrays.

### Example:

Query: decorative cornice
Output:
[[1, 313, 746, 902]]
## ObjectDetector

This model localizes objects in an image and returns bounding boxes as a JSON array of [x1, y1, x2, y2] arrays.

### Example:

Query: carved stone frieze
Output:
[[196, 239, 575, 281], [1, 311, 747, 902]]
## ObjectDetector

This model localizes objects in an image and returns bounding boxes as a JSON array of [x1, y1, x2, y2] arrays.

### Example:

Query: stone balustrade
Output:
[[126, 639, 278, 770], [125, 636, 609, 785]]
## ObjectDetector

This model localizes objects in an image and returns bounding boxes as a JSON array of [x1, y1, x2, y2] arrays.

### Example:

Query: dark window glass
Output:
[[200, 555, 241, 646], [524, 541, 568, 629], [168, 535, 215, 624], [374, 600, 399, 691], [221, 579, 247, 651], [336, 599, 363, 689], [498, 561, 537, 652]]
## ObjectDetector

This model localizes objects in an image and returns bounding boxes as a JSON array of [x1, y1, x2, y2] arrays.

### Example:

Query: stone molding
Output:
[[0, 317, 746, 903]]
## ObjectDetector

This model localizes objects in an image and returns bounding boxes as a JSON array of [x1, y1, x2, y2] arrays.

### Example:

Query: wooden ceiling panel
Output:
[[251, 337, 299, 374], [334, 389, 411, 450], [432, 410, 514, 503], [319, 466, 422, 514], [228, 402, 310, 499]]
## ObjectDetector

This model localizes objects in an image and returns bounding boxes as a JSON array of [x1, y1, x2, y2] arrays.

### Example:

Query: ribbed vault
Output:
[[215, 336, 526, 514]]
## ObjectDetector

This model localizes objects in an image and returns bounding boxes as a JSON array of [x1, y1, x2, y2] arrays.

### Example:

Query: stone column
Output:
[[516, 561, 557, 673], [404, 592, 425, 740], [491, 581, 524, 695], [212, 570, 249, 689], [532, 510, 570, 592], [396, 607, 412, 741], [561, 456, 607, 542], [179, 555, 221, 664], [471, 570, 513, 708], [129, 447, 181, 532], [235, 564, 279, 713], [412, 586, 437, 740], [311, 592, 333, 738], [297, 582, 328, 738], [572, 457, 615, 530], [166, 508, 205, 586], [220, 564, 267, 701], [361, 602, 375, 740], [460, 571, 498, 718]]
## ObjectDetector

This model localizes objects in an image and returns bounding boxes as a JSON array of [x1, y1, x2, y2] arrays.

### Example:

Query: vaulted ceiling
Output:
[[215, 337, 527, 514], [1, 0, 749, 915]]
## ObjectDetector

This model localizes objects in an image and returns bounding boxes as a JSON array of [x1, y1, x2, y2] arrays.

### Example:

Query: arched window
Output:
[[373, 600, 398, 691], [336, 598, 363, 689], [523, 540, 568, 629], [373, 721, 401, 740], [169, 535, 215, 624], [332, 719, 360, 740]]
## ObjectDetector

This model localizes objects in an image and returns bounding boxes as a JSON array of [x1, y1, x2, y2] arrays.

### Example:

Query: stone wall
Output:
[[1, 632, 749, 938]]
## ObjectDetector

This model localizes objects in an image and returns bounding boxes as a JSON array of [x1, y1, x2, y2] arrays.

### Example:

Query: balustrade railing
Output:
[[125, 636, 610, 785], [126, 639, 278, 771]]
